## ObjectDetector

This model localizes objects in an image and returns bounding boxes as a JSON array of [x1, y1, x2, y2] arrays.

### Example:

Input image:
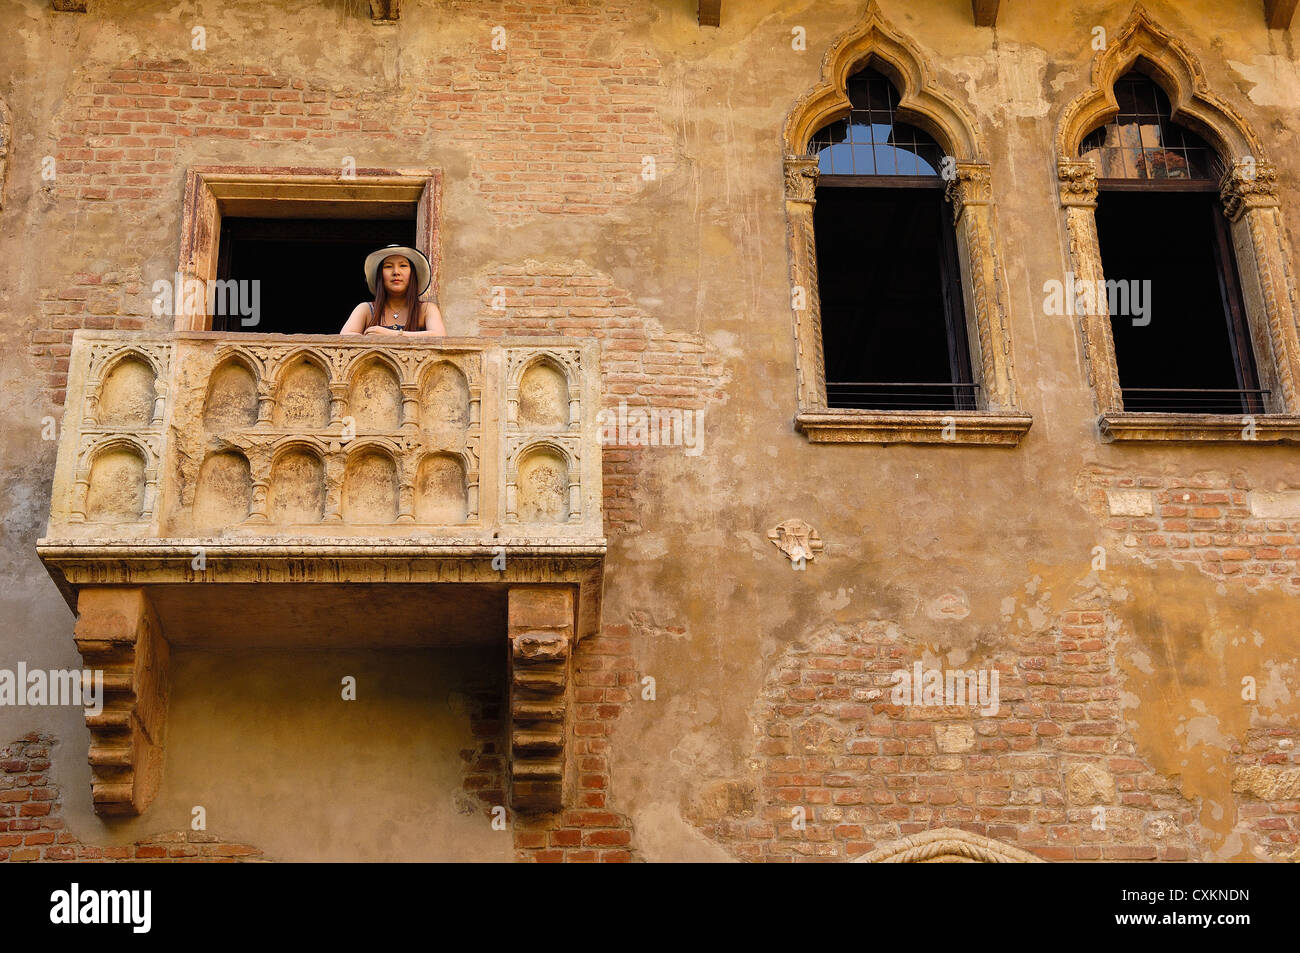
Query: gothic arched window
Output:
[[809, 68, 974, 411], [1080, 73, 1262, 415]]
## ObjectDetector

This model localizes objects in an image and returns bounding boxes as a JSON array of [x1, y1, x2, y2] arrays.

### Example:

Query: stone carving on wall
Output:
[[768, 519, 823, 565]]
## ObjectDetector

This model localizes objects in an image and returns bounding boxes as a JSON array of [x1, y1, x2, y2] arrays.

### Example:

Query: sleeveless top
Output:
[[369, 302, 420, 329]]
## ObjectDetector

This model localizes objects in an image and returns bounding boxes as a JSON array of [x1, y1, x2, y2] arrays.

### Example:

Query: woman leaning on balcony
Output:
[[340, 244, 447, 338]]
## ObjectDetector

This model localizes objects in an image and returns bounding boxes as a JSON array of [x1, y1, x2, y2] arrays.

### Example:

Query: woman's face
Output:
[[381, 256, 412, 295]]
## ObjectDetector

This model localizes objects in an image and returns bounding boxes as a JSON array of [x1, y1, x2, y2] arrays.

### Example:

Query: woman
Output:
[[340, 244, 447, 338]]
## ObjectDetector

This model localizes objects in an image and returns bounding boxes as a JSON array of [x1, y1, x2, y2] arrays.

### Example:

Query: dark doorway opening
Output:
[[1094, 190, 1263, 414], [215, 217, 418, 334], [815, 184, 974, 410]]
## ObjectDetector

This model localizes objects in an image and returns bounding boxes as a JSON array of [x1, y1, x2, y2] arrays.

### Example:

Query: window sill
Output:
[[1099, 412, 1300, 443], [795, 409, 1033, 446]]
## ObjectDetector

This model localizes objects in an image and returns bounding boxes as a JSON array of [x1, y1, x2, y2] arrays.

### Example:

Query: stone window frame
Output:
[[783, 2, 1031, 447], [1056, 8, 1300, 444], [176, 165, 443, 332], [0, 95, 11, 214]]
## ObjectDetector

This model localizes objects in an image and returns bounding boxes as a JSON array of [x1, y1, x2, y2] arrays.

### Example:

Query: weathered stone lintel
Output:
[[1265, 0, 1298, 31], [971, 0, 1001, 28], [508, 588, 574, 813], [72, 588, 170, 816], [1098, 413, 1300, 444], [370, 0, 399, 22], [796, 410, 1033, 447]]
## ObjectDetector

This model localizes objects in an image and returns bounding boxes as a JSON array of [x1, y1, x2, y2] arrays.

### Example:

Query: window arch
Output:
[[783, 2, 1030, 446], [1057, 8, 1300, 441]]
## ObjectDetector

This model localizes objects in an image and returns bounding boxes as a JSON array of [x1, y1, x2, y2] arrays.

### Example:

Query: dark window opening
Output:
[[215, 217, 418, 334], [1095, 191, 1262, 414], [810, 67, 974, 411]]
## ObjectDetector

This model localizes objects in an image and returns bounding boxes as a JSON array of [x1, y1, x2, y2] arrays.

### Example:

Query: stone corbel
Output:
[[507, 588, 573, 813], [72, 588, 170, 816]]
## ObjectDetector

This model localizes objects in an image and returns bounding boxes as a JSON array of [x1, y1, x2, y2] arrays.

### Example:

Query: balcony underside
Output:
[[37, 540, 605, 643]]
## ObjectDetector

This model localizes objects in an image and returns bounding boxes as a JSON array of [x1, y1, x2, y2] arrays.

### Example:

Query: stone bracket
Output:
[[72, 588, 170, 816], [507, 588, 574, 813]]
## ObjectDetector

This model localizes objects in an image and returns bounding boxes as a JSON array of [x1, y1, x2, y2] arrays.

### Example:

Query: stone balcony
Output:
[[37, 330, 605, 816]]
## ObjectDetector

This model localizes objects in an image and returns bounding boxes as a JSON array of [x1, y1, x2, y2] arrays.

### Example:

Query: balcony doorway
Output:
[[216, 217, 417, 334]]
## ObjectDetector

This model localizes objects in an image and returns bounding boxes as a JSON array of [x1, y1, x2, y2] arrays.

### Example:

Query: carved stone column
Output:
[[946, 160, 1017, 410], [72, 588, 170, 816], [507, 587, 573, 813], [784, 155, 827, 412], [1221, 160, 1300, 414], [1058, 158, 1124, 414]]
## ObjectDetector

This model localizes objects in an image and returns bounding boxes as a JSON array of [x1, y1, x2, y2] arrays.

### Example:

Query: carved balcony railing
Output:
[[37, 330, 605, 816]]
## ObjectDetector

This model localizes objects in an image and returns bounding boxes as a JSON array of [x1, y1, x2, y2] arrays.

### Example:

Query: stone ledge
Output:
[[795, 410, 1033, 446], [1098, 413, 1300, 444]]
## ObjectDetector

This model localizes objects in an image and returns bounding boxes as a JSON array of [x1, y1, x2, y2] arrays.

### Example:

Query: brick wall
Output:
[[1083, 469, 1300, 588], [689, 613, 1200, 862], [0, 733, 263, 862]]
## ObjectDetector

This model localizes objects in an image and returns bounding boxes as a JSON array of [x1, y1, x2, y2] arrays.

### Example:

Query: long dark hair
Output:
[[365, 255, 425, 331]]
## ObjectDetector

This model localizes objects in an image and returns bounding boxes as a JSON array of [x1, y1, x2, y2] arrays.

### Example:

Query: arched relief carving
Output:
[[506, 348, 580, 429], [193, 450, 253, 530], [342, 445, 400, 524], [517, 357, 571, 429], [414, 452, 470, 524], [782, 1, 1028, 436], [203, 357, 259, 432], [420, 360, 473, 434], [1056, 5, 1300, 428], [346, 356, 404, 432], [83, 345, 171, 427], [272, 354, 332, 429], [853, 828, 1045, 863], [506, 439, 578, 524], [268, 443, 326, 523], [83, 440, 149, 523], [514, 445, 571, 524], [97, 356, 157, 427]]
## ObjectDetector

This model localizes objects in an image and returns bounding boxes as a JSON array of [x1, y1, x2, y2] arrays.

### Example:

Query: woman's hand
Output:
[[363, 325, 400, 336]]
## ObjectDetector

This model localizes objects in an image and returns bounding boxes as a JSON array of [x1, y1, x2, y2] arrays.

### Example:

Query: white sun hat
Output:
[[364, 244, 432, 296]]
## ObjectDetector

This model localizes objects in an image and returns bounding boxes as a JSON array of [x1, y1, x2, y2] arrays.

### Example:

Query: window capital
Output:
[[1057, 158, 1099, 208], [1221, 160, 1281, 221], [783, 155, 820, 205]]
